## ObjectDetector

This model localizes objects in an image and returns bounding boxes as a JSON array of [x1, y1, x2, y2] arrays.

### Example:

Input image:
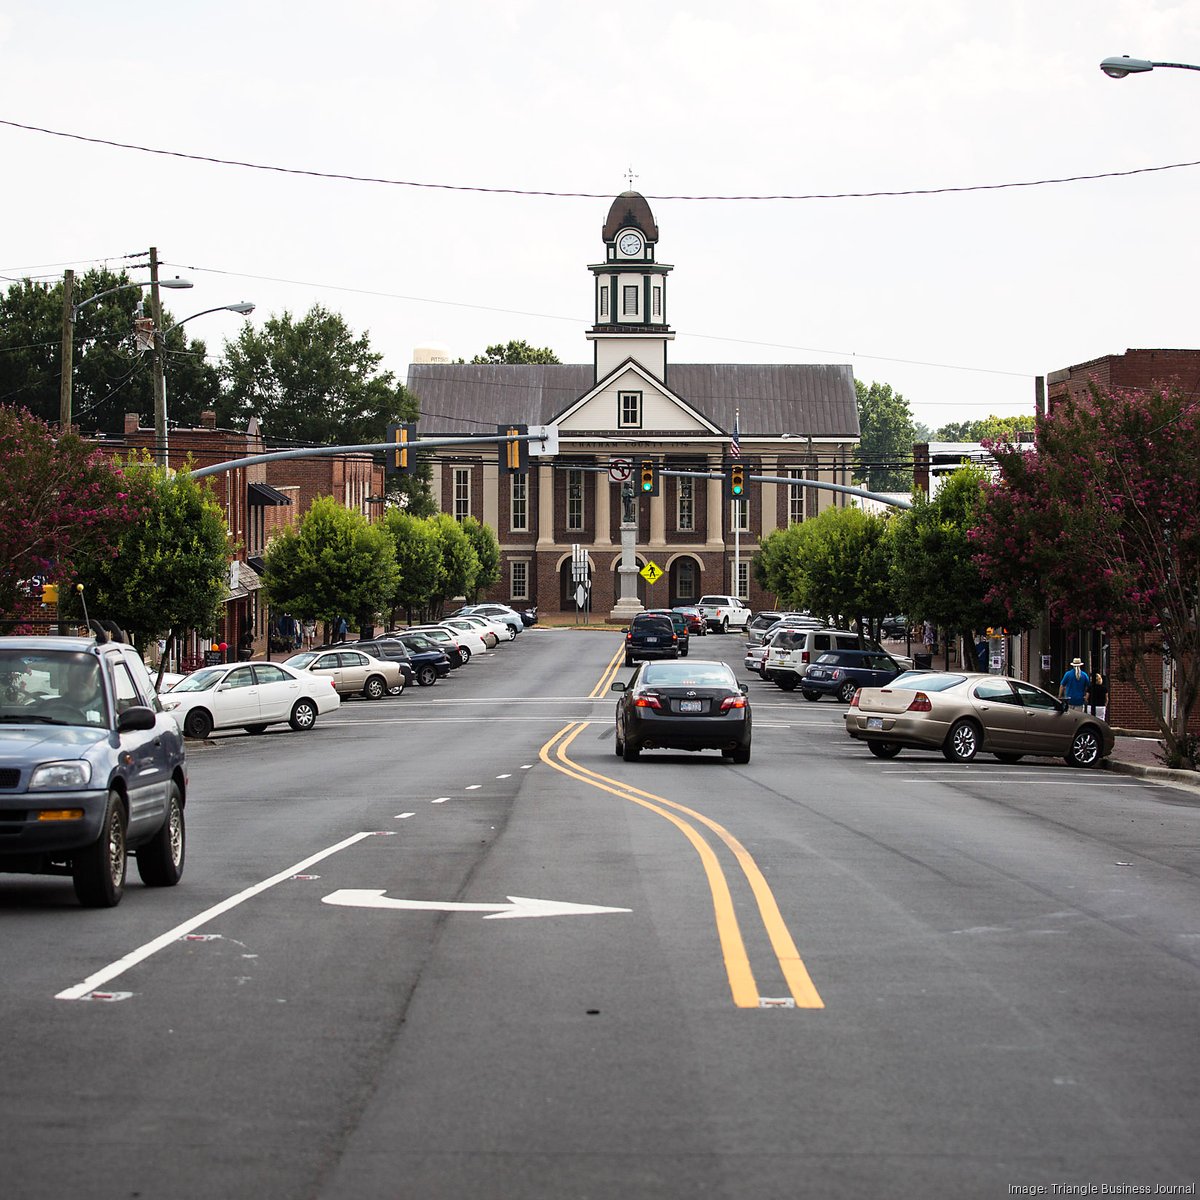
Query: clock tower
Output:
[[586, 190, 674, 382]]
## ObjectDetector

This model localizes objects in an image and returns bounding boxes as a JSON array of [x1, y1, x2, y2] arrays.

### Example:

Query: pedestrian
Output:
[[923, 620, 937, 655], [974, 633, 988, 671], [1089, 670, 1108, 722], [1058, 657, 1090, 709]]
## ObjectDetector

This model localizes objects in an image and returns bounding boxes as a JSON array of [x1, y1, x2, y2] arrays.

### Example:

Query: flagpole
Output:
[[733, 408, 740, 600]]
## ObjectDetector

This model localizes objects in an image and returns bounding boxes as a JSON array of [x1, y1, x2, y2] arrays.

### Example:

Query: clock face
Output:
[[618, 232, 643, 256]]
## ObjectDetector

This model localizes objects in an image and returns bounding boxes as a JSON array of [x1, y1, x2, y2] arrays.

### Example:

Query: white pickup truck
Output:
[[697, 594, 752, 634]]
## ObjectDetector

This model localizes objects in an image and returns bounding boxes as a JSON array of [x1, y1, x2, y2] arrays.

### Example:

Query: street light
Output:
[[1100, 55, 1200, 79], [154, 302, 256, 468], [59, 273, 192, 430]]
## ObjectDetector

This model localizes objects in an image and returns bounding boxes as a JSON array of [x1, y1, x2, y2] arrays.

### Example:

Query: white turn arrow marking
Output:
[[322, 888, 631, 920]]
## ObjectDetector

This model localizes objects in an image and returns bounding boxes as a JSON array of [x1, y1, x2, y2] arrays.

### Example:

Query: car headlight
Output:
[[161, 698, 182, 711], [29, 761, 92, 789]]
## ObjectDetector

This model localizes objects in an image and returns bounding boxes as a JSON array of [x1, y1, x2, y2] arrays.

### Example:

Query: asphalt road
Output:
[[3, 629, 1199, 1199]]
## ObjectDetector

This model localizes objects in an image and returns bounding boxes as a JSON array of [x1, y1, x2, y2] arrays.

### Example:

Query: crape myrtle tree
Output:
[[889, 464, 1008, 665], [753, 506, 894, 634], [0, 406, 143, 624], [61, 455, 231, 680], [262, 496, 399, 641], [971, 382, 1200, 768]]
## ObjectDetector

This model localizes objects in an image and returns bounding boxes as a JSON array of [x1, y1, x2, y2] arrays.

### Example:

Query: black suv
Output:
[[624, 613, 680, 667], [645, 609, 690, 656]]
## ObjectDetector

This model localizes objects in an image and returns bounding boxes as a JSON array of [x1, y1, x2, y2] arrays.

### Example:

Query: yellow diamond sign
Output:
[[640, 561, 664, 585]]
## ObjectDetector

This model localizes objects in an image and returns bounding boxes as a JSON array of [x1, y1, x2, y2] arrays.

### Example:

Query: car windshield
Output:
[[0, 649, 109, 727], [169, 667, 228, 693], [887, 671, 966, 692], [284, 653, 318, 668], [641, 662, 736, 688]]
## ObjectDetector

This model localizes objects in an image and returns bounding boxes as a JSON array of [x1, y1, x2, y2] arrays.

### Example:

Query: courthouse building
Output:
[[407, 191, 861, 617]]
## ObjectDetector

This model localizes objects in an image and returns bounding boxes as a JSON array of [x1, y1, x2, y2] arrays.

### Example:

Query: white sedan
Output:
[[449, 613, 508, 646], [436, 621, 489, 657], [159, 660, 341, 739]]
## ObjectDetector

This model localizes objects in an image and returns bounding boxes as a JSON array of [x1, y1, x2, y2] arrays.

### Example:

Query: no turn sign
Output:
[[608, 458, 632, 482]]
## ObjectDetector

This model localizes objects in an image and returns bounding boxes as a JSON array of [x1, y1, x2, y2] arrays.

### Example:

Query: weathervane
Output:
[[625, 165, 638, 189]]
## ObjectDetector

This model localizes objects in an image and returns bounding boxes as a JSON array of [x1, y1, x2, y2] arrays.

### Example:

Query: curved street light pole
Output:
[[1100, 55, 1200, 79]]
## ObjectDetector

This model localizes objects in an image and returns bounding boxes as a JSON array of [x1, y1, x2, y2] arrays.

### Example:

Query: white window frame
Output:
[[734, 561, 749, 600], [453, 467, 471, 523], [676, 476, 694, 531], [510, 559, 529, 601], [510, 473, 528, 531], [566, 468, 585, 532], [675, 558, 697, 601], [788, 468, 805, 526], [732, 495, 749, 532], [618, 391, 642, 429]]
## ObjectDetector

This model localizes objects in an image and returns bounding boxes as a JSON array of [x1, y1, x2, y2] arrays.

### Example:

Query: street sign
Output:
[[608, 458, 633, 483], [571, 543, 588, 583], [574, 583, 589, 609], [528, 424, 559, 456], [640, 561, 664, 585]]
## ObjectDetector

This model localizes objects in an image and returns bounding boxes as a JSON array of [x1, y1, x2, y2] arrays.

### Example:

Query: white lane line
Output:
[[55, 831, 380, 1001], [432, 797, 449, 804], [496, 773, 512, 779], [521, 764, 534, 770], [465, 784, 482, 791], [395, 812, 415, 819], [888, 778, 1163, 787]]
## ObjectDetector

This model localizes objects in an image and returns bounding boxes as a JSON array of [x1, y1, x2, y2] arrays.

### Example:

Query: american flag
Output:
[[730, 412, 741, 459]]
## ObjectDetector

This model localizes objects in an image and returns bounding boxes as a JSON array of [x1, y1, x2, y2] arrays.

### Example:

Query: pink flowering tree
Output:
[[0, 405, 142, 625], [972, 382, 1200, 767]]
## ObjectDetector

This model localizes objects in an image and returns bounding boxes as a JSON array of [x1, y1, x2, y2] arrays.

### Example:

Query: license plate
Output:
[[680, 700, 703, 713], [867, 717, 883, 730], [645, 636, 658, 644]]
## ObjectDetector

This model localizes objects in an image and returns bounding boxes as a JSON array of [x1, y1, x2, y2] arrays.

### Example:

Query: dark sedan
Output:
[[389, 634, 453, 686], [800, 649, 904, 703], [611, 659, 752, 764]]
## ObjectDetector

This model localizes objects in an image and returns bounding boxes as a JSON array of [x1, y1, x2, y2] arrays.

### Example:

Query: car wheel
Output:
[[943, 719, 981, 763], [289, 698, 318, 731], [680, 643, 689, 657], [1066, 725, 1103, 768], [459, 647, 472, 664], [622, 737, 641, 761], [720, 618, 729, 634], [624, 654, 634, 667], [417, 665, 438, 687], [244, 724, 269, 735], [838, 680, 858, 704], [994, 752, 1024, 764], [801, 689, 821, 701], [182, 708, 213, 740], [506, 626, 517, 641], [363, 675, 386, 700], [868, 741, 902, 759], [72, 789, 127, 908], [777, 676, 797, 692], [136, 781, 185, 888], [614, 727, 625, 757], [730, 741, 751, 764], [387, 682, 404, 696]]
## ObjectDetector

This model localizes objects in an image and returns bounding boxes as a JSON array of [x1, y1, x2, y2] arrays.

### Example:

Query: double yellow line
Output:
[[539, 642, 824, 1010]]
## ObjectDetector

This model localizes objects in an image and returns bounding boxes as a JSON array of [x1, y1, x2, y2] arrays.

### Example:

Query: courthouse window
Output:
[[619, 392, 642, 428], [566, 469, 584, 532], [677, 477, 694, 531], [788, 468, 805, 525], [622, 285, 639, 316], [510, 560, 529, 600], [510, 474, 528, 531], [454, 468, 471, 522]]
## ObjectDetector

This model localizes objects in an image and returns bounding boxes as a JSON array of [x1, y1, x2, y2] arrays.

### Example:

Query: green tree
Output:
[[933, 415, 1034, 442], [424, 514, 479, 617], [854, 380, 916, 493], [0, 270, 220, 435], [460, 516, 500, 602], [381, 510, 444, 623], [469, 340, 560, 365], [262, 496, 399, 637], [889, 465, 1003, 660], [63, 455, 231, 669], [0, 406, 142, 622]]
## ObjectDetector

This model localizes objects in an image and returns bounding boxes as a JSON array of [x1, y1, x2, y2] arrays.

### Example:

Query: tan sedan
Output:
[[283, 649, 404, 700], [844, 670, 1114, 766]]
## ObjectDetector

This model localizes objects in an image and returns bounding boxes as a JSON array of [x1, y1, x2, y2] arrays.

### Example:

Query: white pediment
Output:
[[553, 360, 720, 433]]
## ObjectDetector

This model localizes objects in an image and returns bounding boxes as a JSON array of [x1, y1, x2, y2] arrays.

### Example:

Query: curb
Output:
[[1103, 758, 1200, 793]]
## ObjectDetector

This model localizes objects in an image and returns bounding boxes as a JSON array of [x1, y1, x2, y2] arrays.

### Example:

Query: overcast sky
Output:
[[2, 1, 1197, 433]]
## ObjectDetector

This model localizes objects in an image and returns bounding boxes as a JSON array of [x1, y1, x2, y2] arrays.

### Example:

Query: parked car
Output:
[[406, 625, 472, 665], [800, 649, 905, 703], [697, 594, 752, 634], [844, 670, 1115, 766], [611, 659, 752, 763], [513, 604, 538, 627], [440, 616, 499, 649], [645, 609, 690, 656], [744, 642, 770, 677], [283, 648, 405, 699], [455, 604, 522, 638], [766, 627, 911, 689], [333, 639, 416, 694], [624, 613, 680, 666], [880, 615, 910, 640], [744, 613, 824, 647], [0, 635, 187, 907], [162, 659, 342, 738], [672, 606, 708, 636], [389, 633, 454, 685], [433, 622, 489, 658]]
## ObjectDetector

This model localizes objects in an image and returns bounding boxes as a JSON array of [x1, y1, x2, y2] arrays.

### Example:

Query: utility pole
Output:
[[149, 247, 168, 467], [59, 269, 74, 430]]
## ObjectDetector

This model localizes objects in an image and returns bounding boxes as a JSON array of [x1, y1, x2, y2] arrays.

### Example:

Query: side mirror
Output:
[[739, 684, 749, 695], [117, 705, 157, 733], [1057, 699, 1069, 714], [611, 681, 626, 692]]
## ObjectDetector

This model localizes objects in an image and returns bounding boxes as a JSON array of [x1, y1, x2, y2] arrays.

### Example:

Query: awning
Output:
[[224, 559, 263, 603], [248, 482, 292, 506]]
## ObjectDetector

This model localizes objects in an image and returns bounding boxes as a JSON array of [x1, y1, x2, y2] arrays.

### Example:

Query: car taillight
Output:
[[634, 694, 662, 710], [831, 669, 841, 680], [801, 650, 809, 663], [720, 695, 747, 711], [626, 632, 632, 642], [671, 633, 678, 642], [907, 692, 933, 712], [849, 691, 860, 707]]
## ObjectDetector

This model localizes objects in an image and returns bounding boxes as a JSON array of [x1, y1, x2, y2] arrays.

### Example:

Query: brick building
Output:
[[408, 191, 861, 618]]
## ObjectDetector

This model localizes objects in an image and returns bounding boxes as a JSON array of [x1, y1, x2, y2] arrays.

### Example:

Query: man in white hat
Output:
[[1058, 657, 1090, 709]]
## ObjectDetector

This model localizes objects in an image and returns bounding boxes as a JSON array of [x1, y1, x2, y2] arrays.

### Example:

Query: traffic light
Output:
[[639, 458, 659, 496], [385, 423, 417, 475], [40, 582, 58, 605], [497, 424, 529, 475], [726, 462, 745, 500]]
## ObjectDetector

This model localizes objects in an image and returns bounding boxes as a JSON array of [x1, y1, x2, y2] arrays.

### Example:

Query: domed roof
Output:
[[601, 191, 659, 242]]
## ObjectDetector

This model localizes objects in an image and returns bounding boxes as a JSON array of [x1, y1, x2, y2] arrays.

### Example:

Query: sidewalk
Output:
[[1106, 729, 1200, 793]]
